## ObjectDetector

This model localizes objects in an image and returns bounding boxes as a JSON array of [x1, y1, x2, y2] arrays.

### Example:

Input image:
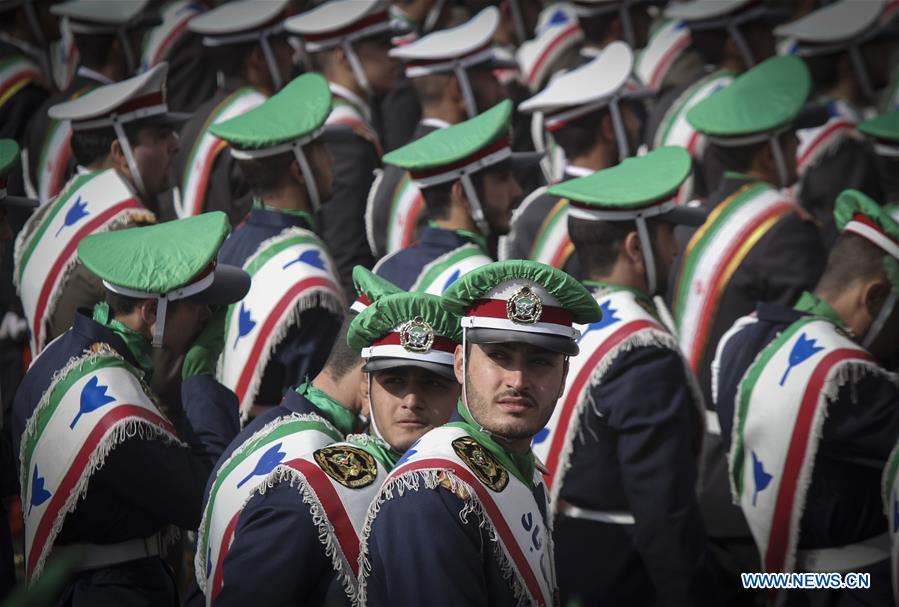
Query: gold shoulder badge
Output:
[[399, 316, 435, 353], [451, 436, 508, 492], [314, 445, 378, 489], [507, 286, 543, 324]]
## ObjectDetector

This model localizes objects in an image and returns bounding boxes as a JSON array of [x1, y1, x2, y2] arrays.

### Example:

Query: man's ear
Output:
[[451, 179, 471, 213], [453, 344, 465, 384], [137, 299, 157, 326], [863, 279, 892, 320], [599, 112, 616, 143], [622, 230, 643, 266], [109, 139, 128, 173], [358, 372, 371, 419], [289, 158, 304, 185], [558, 358, 569, 399], [246, 44, 266, 74]]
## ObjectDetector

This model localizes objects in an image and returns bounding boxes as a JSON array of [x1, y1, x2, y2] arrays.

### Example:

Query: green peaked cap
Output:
[[548, 147, 691, 209], [78, 212, 231, 292], [0, 139, 19, 176], [382, 100, 513, 173], [858, 110, 899, 142], [352, 265, 403, 307], [687, 55, 810, 139], [442, 260, 601, 324], [209, 73, 332, 149], [834, 189, 899, 293], [347, 292, 462, 351]]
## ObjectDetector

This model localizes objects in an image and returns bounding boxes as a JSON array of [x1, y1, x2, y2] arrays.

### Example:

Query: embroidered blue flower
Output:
[[780, 332, 825, 386], [234, 303, 256, 348], [55, 196, 89, 237], [70, 376, 116, 429], [752, 451, 773, 507], [441, 269, 461, 293], [531, 427, 550, 445], [236, 442, 287, 489], [547, 8, 570, 26], [578, 300, 621, 343], [29, 465, 52, 515], [282, 249, 325, 271]]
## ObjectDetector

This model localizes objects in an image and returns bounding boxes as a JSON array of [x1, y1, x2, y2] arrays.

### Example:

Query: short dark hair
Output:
[[72, 32, 117, 70], [551, 108, 606, 160], [568, 215, 666, 277], [207, 41, 255, 79], [705, 139, 767, 174], [70, 121, 145, 167], [236, 151, 295, 197], [817, 232, 888, 296], [411, 73, 452, 106], [322, 316, 361, 381], [420, 167, 491, 221]]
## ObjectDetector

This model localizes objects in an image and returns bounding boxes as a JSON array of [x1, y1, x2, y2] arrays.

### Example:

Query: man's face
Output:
[[304, 139, 333, 203], [132, 124, 180, 197], [357, 37, 398, 95], [649, 220, 679, 295], [369, 366, 460, 452], [269, 35, 296, 92], [159, 300, 211, 354], [459, 342, 567, 442], [468, 67, 507, 114], [478, 167, 523, 236]]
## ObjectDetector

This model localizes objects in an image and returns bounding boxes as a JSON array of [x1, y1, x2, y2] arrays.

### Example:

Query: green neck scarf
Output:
[[450, 401, 536, 488], [92, 302, 154, 381], [345, 433, 402, 470], [582, 280, 654, 308], [430, 221, 489, 254], [794, 291, 845, 328], [296, 380, 357, 437], [254, 199, 316, 232]]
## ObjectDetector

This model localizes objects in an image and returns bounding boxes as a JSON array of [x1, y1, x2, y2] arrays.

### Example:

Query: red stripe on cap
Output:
[[372, 332, 458, 353], [404, 41, 492, 69], [467, 298, 572, 326], [852, 212, 899, 248], [303, 11, 389, 43], [356, 293, 371, 307], [113, 91, 165, 116], [409, 137, 510, 180]]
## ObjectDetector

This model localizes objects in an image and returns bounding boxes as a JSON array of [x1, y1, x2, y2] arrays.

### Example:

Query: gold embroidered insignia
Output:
[[506, 286, 543, 324], [451, 436, 508, 492], [314, 445, 378, 489], [399, 316, 435, 353]]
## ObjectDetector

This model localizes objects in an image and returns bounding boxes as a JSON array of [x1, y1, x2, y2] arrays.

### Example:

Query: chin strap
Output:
[[607, 97, 632, 163], [260, 31, 284, 92], [343, 40, 373, 97], [508, 0, 528, 45], [768, 135, 790, 190], [423, 0, 446, 33], [728, 21, 755, 68], [618, 2, 636, 49], [848, 44, 876, 105], [291, 142, 321, 212], [635, 214, 658, 296], [117, 29, 137, 76], [453, 64, 479, 119], [460, 173, 490, 238], [862, 291, 897, 349], [366, 374, 387, 442], [111, 115, 147, 198]]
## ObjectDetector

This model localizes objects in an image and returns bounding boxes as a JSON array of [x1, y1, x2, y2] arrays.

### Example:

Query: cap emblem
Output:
[[399, 316, 435, 353], [506, 286, 543, 324]]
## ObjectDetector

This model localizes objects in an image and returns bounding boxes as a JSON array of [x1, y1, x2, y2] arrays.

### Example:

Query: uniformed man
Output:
[[0, 139, 37, 601], [14, 63, 184, 357], [374, 100, 538, 294], [858, 108, 899, 205], [533, 147, 715, 605], [23, 0, 159, 204], [200, 291, 461, 606], [715, 190, 899, 606], [775, 0, 896, 247], [502, 41, 647, 276], [169, 0, 294, 224], [366, 6, 512, 259], [570, 0, 660, 58], [515, 3, 584, 97], [673, 54, 828, 604], [209, 72, 345, 421], [0, 0, 56, 141], [645, 0, 788, 201], [286, 0, 403, 301], [141, 0, 216, 114], [11, 211, 249, 605], [359, 260, 601, 606]]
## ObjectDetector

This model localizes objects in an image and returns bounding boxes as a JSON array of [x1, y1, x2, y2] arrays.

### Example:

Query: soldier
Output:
[[286, 0, 402, 301], [14, 63, 185, 357], [373, 100, 538, 294], [716, 190, 899, 606], [775, 0, 896, 247], [645, 0, 788, 201], [359, 260, 601, 606], [858, 109, 899, 205], [673, 54, 828, 604], [502, 41, 647, 275], [199, 291, 461, 606], [571, 0, 659, 58], [366, 6, 511, 259], [170, 0, 294, 223], [11, 212, 249, 604], [533, 147, 715, 605], [24, 0, 159, 204], [209, 73, 345, 420]]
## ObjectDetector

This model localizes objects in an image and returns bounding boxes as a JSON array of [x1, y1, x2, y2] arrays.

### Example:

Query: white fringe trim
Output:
[[194, 411, 336, 592], [356, 470, 534, 607]]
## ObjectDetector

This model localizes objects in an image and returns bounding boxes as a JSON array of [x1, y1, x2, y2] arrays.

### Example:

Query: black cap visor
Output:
[[466, 327, 579, 356], [186, 264, 250, 305], [1, 194, 38, 209], [363, 357, 457, 380]]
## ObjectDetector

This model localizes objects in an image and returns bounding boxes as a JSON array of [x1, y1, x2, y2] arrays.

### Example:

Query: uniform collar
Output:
[[73, 309, 148, 375], [345, 433, 402, 470], [329, 81, 371, 123], [424, 224, 488, 253], [793, 291, 845, 328], [296, 380, 357, 436], [582, 280, 654, 309], [250, 201, 316, 231]]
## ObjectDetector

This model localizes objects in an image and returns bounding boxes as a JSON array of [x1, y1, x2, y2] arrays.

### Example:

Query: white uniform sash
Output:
[[358, 426, 556, 607], [529, 197, 574, 270], [176, 88, 266, 218], [408, 243, 492, 295], [729, 317, 884, 576], [635, 19, 692, 91], [0, 54, 44, 110], [196, 412, 345, 604], [674, 183, 795, 373], [381, 172, 425, 256], [14, 169, 149, 354], [218, 228, 344, 419], [141, 0, 204, 68], [19, 347, 180, 582], [795, 100, 859, 175], [533, 288, 685, 505]]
